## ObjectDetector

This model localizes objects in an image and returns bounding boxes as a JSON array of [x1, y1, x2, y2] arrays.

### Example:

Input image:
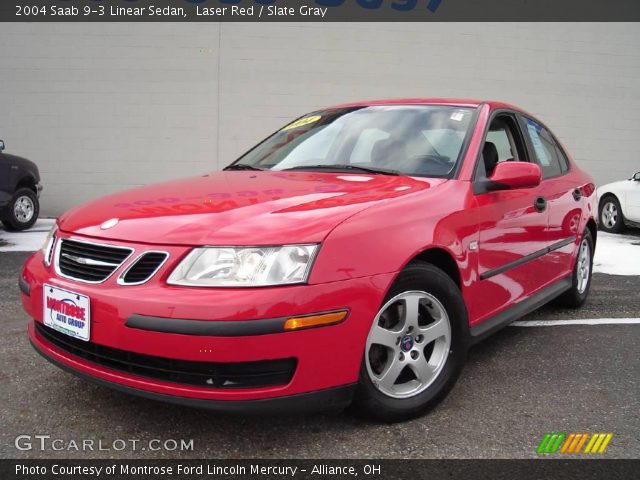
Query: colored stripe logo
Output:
[[537, 433, 613, 454]]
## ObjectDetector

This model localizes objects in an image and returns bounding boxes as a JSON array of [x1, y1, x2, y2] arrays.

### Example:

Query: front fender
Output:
[[597, 185, 629, 220], [309, 181, 478, 291]]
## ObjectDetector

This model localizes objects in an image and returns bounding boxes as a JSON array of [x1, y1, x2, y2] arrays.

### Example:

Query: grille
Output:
[[57, 238, 132, 283], [35, 322, 296, 389], [120, 252, 168, 285]]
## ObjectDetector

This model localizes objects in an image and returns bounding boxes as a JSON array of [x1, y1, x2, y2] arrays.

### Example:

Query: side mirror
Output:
[[488, 161, 542, 190], [632, 172, 640, 181], [0, 139, 4, 152]]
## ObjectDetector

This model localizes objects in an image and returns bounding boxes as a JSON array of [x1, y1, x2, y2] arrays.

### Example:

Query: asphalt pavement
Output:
[[1, 251, 638, 459]]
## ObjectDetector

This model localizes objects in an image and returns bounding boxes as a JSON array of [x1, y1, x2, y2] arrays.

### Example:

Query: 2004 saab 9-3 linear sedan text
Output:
[[21, 99, 597, 421]]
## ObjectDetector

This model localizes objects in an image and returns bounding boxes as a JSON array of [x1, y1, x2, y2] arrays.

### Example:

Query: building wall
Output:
[[1, 23, 639, 216]]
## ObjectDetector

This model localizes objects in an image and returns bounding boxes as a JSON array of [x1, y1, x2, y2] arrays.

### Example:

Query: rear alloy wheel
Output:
[[2, 188, 39, 231], [353, 263, 469, 422], [557, 229, 594, 308], [599, 196, 624, 233]]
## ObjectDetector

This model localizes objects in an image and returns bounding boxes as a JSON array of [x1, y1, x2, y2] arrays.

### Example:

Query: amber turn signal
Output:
[[283, 310, 348, 331]]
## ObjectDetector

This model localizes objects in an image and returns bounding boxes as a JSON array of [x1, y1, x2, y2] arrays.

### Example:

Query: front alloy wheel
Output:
[[366, 291, 451, 399], [14, 195, 35, 224], [2, 188, 39, 231], [353, 262, 469, 422]]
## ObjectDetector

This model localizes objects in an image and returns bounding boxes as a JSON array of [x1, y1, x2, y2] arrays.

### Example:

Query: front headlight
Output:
[[167, 245, 319, 287], [41, 224, 58, 267]]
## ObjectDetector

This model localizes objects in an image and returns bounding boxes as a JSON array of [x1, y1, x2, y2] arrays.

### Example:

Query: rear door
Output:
[[519, 115, 580, 277]]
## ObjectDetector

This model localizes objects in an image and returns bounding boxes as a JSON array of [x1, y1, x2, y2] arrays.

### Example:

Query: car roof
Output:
[[326, 98, 524, 112]]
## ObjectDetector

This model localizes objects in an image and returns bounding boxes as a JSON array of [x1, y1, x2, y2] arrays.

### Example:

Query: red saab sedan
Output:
[[21, 99, 597, 421]]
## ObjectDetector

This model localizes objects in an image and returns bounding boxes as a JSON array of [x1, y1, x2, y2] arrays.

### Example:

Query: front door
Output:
[[471, 113, 552, 323]]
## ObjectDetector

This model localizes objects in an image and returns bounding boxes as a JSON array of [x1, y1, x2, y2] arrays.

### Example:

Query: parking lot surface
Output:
[[1, 250, 639, 459]]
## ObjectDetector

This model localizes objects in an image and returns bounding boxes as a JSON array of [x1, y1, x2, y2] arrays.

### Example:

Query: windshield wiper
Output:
[[284, 164, 400, 176], [223, 163, 264, 171]]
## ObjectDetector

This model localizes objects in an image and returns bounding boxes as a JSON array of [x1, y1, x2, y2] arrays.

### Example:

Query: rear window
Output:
[[524, 118, 568, 178]]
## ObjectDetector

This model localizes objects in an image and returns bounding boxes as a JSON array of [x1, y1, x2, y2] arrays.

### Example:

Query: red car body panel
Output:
[[24, 255, 394, 400], [57, 172, 441, 247], [21, 99, 597, 410]]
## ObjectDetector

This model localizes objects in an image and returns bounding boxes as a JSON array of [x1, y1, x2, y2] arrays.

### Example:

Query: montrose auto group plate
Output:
[[43, 284, 91, 341]]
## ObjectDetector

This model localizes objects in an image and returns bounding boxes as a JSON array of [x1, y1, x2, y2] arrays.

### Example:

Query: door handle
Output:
[[572, 188, 582, 201], [534, 196, 547, 213]]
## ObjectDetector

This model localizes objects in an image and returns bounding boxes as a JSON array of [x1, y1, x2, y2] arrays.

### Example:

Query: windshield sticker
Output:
[[450, 111, 466, 122], [527, 121, 551, 166], [282, 115, 322, 131]]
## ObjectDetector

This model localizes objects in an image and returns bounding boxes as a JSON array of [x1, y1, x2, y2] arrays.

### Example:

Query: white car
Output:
[[597, 171, 640, 233]]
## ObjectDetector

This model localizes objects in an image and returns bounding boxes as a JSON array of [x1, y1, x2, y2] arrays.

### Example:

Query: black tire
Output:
[[1, 188, 39, 231], [599, 195, 624, 233], [352, 262, 469, 422], [557, 229, 594, 309]]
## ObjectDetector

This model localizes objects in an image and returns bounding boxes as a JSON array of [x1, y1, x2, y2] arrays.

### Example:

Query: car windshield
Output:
[[230, 105, 477, 178]]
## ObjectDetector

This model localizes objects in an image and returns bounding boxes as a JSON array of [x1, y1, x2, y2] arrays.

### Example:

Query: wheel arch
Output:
[[598, 191, 619, 205], [15, 175, 38, 194], [406, 247, 461, 289], [598, 191, 627, 225]]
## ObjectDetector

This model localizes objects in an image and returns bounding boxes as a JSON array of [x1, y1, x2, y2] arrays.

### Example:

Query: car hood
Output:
[[58, 171, 444, 245]]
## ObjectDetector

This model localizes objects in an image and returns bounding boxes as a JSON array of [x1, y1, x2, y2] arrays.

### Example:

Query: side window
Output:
[[486, 129, 515, 163], [524, 118, 565, 178], [479, 115, 525, 178]]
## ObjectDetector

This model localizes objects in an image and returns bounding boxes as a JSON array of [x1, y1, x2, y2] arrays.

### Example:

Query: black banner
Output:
[[2, 0, 640, 22], [3, 460, 640, 480]]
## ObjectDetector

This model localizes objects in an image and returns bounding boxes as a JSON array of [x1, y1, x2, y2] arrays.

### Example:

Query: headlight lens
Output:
[[167, 245, 319, 287], [41, 224, 57, 266]]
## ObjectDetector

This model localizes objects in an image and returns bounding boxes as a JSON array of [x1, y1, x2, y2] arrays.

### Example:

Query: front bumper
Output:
[[29, 327, 356, 414], [22, 238, 395, 410]]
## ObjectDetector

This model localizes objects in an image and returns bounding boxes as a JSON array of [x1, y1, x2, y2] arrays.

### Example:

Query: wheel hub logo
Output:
[[400, 335, 414, 352], [536, 432, 613, 454]]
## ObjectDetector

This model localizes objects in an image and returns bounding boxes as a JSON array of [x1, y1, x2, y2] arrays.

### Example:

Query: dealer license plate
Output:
[[43, 284, 91, 342]]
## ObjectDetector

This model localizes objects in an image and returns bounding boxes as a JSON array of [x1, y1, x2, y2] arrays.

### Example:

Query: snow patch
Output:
[[593, 231, 640, 276], [0, 219, 56, 252]]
